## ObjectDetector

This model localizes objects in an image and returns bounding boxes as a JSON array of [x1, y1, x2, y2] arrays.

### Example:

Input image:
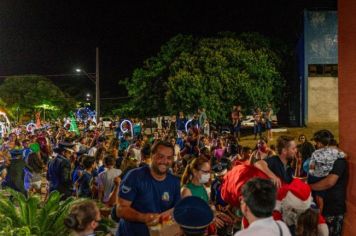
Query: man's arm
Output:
[[97, 175, 104, 202], [106, 176, 120, 207], [310, 174, 339, 191], [310, 159, 346, 191], [254, 160, 282, 188], [116, 197, 159, 224]]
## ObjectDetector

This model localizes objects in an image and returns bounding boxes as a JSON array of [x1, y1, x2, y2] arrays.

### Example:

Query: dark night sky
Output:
[[0, 1, 336, 99]]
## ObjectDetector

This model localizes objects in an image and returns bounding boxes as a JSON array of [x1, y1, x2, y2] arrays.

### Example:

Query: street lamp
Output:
[[86, 93, 91, 101], [75, 47, 100, 122]]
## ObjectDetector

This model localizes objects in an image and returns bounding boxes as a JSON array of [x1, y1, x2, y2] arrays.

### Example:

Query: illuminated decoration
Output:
[[63, 118, 71, 129], [0, 111, 11, 137], [26, 123, 37, 134], [185, 119, 199, 133], [35, 103, 59, 121], [76, 107, 96, 124], [120, 119, 133, 138], [69, 112, 79, 135]]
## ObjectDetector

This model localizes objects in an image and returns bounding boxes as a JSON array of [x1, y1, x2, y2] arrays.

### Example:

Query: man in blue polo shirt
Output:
[[116, 140, 181, 236]]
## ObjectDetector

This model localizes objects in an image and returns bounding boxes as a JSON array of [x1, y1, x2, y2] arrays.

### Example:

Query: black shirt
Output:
[[264, 156, 293, 184], [323, 159, 347, 216]]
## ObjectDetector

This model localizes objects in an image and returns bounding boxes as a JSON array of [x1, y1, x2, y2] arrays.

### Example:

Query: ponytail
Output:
[[180, 157, 209, 186], [64, 200, 98, 232]]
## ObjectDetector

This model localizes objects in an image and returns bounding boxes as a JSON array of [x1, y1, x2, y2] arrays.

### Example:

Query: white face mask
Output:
[[199, 173, 210, 184]]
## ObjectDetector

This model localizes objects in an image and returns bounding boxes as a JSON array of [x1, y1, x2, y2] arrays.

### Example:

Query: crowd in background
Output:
[[0, 107, 347, 236]]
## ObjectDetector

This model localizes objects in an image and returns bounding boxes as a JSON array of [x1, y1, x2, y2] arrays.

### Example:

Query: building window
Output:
[[308, 64, 338, 77]]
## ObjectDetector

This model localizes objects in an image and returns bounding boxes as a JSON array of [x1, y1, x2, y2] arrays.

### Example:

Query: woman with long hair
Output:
[[181, 157, 234, 234], [181, 156, 211, 202], [249, 136, 275, 164]]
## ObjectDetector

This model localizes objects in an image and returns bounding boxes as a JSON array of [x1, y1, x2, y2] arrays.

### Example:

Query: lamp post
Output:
[[75, 47, 100, 122]]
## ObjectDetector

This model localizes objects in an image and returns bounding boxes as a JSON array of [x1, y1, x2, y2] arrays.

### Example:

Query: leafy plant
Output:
[[0, 189, 116, 236], [0, 189, 82, 235], [119, 32, 287, 123]]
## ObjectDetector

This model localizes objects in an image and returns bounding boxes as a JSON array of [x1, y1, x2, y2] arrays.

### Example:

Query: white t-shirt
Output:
[[97, 168, 122, 202], [234, 217, 291, 236], [88, 147, 97, 157]]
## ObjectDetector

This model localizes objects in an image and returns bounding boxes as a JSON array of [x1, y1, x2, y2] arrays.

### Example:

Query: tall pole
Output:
[[96, 47, 100, 122]]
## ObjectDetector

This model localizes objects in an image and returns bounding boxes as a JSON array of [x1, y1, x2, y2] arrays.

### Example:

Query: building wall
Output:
[[307, 77, 338, 122], [339, 0, 356, 235], [302, 10, 338, 124]]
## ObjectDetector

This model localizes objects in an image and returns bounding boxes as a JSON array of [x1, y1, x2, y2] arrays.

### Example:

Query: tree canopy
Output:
[[0, 75, 76, 120], [120, 32, 286, 123]]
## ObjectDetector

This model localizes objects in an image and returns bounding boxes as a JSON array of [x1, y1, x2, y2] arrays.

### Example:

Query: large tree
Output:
[[121, 33, 285, 123], [0, 75, 76, 120]]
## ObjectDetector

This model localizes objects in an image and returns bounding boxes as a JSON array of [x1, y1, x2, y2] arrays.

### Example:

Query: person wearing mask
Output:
[[64, 200, 101, 236], [181, 157, 233, 232], [181, 157, 211, 202], [235, 178, 291, 236], [116, 141, 181, 236]]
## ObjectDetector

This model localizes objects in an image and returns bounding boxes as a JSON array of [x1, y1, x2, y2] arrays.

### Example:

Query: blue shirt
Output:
[[176, 117, 187, 131], [22, 148, 32, 163], [264, 156, 293, 184], [47, 155, 72, 197], [77, 171, 93, 198], [116, 165, 181, 236], [176, 138, 184, 150], [210, 178, 228, 208]]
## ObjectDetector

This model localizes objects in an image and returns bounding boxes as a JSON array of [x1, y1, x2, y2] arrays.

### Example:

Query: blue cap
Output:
[[212, 162, 228, 176], [53, 142, 75, 153], [173, 196, 213, 234]]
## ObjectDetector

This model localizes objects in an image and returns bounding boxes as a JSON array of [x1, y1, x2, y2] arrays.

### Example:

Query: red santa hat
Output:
[[273, 178, 328, 236], [221, 164, 268, 207], [275, 178, 313, 214]]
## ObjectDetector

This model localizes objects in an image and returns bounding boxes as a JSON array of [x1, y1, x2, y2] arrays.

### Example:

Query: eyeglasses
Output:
[[200, 169, 211, 174]]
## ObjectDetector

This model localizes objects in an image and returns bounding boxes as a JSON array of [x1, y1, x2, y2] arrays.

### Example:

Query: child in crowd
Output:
[[64, 200, 101, 235], [97, 155, 122, 203], [308, 130, 346, 210], [76, 155, 96, 198]]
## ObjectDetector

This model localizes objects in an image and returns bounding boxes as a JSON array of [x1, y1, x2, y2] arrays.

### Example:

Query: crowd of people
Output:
[[0, 110, 347, 236]]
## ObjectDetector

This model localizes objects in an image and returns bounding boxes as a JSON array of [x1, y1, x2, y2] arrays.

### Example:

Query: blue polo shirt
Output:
[[116, 165, 181, 236]]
